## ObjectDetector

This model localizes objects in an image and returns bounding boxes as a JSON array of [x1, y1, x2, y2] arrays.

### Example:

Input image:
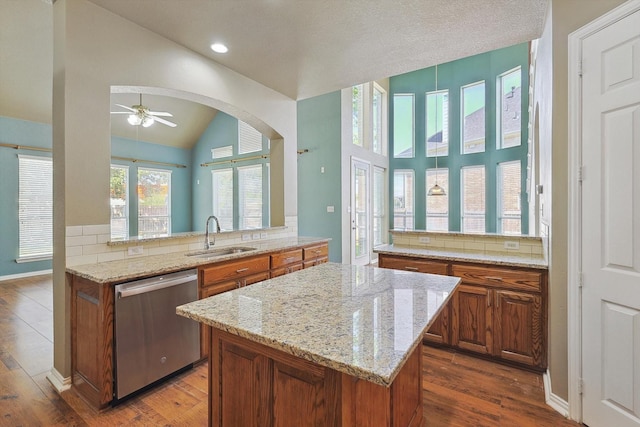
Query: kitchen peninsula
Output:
[[177, 262, 460, 427]]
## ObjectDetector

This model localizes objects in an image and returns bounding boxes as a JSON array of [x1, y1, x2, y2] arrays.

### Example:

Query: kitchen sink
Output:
[[186, 246, 257, 258]]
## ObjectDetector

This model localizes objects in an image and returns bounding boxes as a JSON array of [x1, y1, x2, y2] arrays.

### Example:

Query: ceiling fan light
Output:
[[127, 114, 142, 126], [427, 183, 446, 196], [142, 116, 155, 127]]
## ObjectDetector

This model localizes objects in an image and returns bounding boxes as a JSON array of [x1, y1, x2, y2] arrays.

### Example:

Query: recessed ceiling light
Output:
[[210, 43, 228, 54]]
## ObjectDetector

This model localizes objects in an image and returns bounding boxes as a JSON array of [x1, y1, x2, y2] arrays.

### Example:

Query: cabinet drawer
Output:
[[271, 249, 303, 268], [201, 256, 270, 286], [451, 264, 541, 292], [379, 255, 449, 275], [303, 244, 328, 260]]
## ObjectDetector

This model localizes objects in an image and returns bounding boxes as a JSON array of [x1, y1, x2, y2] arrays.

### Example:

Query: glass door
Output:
[[351, 158, 370, 265]]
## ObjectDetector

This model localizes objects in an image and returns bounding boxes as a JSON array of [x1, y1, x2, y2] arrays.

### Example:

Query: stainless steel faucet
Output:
[[204, 215, 221, 249]]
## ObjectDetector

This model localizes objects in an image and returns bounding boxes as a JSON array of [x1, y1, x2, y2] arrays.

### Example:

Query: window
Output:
[[426, 90, 449, 157], [393, 170, 414, 230], [372, 85, 384, 154], [110, 165, 129, 239], [352, 84, 364, 147], [462, 81, 485, 154], [18, 155, 52, 259], [426, 168, 449, 231], [498, 161, 521, 234], [137, 168, 171, 237], [461, 166, 485, 233], [498, 68, 522, 149], [212, 145, 233, 159], [238, 165, 263, 229], [212, 168, 233, 231], [373, 167, 386, 246], [238, 120, 262, 154], [393, 94, 414, 158]]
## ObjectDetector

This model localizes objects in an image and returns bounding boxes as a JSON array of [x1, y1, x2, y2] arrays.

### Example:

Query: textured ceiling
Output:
[[0, 0, 548, 149]]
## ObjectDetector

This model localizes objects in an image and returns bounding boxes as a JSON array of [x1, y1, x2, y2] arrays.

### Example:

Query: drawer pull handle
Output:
[[236, 268, 249, 273], [486, 276, 503, 282], [404, 266, 419, 272], [314, 250, 321, 254], [285, 257, 296, 262]]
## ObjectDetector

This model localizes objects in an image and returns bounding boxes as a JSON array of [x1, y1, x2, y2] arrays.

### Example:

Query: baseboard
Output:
[[46, 367, 71, 393], [543, 369, 570, 418], [0, 269, 52, 282]]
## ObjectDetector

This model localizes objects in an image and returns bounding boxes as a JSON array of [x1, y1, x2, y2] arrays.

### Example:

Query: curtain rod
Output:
[[201, 153, 269, 167], [1, 142, 187, 169]]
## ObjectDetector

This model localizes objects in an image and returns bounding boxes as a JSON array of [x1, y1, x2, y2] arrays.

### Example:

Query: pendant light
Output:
[[428, 63, 446, 196]]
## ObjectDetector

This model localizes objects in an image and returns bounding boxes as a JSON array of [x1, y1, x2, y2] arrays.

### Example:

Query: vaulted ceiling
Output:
[[0, 0, 548, 148]]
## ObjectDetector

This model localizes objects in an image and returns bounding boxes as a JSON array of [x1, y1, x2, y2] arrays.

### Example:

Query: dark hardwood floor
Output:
[[0, 273, 582, 426]]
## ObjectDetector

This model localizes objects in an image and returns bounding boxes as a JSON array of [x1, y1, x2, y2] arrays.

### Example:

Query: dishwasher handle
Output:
[[117, 273, 197, 299]]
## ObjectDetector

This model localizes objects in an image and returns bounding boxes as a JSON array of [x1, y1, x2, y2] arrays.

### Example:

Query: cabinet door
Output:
[[494, 290, 544, 368], [424, 310, 449, 345], [451, 284, 492, 355]]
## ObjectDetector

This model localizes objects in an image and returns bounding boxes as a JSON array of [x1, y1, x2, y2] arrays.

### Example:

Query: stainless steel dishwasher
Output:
[[114, 269, 200, 401]]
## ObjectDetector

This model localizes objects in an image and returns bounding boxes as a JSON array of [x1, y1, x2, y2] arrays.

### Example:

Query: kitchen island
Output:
[[177, 262, 460, 426]]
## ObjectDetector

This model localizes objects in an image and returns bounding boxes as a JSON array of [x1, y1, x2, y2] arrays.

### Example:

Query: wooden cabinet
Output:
[[199, 255, 270, 357], [378, 254, 450, 344], [209, 327, 423, 427], [302, 243, 329, 268], [378, 253, 547, 371], [69, 273, 114, 409], [450, 264, 546, 370], [270, 248, 303, 277]]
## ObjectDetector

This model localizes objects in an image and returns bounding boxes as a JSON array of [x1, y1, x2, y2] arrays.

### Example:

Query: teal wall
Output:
[[297, 91, 342, 262], [0, 117, 53, 276], [0, 116, 193, 277], [111, 136, 192, 236], [191, 112, 270, 231], [389, 43, 530, 233]]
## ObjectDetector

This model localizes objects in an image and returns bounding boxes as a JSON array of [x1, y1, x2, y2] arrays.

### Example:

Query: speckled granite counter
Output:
[[374, 244, 547, 269], [177, 262, 459, 387], [66, 237, 329, 284]]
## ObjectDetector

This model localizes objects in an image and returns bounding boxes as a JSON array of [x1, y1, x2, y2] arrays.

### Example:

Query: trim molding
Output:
[[0, 269, 52, 282], [46, 368, 71, 393], [543, 370, 569, 418]]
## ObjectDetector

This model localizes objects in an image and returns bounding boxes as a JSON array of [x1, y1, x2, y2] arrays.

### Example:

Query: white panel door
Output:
[[581, 8, 640, 427]]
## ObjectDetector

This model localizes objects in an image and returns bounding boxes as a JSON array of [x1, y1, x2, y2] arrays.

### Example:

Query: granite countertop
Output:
[[374, 244, 547, 270], [66, 237, 330, 284], [177, 262, 460, 387]]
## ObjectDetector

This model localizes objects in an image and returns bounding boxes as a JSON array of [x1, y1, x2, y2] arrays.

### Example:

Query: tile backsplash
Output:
[[65, 216, 298, 267], [390, 230, 544, 258]]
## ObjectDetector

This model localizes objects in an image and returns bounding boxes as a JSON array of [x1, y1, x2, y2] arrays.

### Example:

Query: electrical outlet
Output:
[[260, 232, 267, 239], [241, 234, 251, 241], [504, 241, 520, 250], [127, 246, 143, 256], [252, 233, 261, 240], [418, 236, 430, 244]]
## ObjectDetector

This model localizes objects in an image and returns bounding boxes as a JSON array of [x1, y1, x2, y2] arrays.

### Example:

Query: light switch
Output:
[[327, 205, 334, 213], [321, 166, 325, 173]]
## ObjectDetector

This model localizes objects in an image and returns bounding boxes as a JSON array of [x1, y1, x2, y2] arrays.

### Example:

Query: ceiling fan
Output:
[[111, 94, 177, 128]]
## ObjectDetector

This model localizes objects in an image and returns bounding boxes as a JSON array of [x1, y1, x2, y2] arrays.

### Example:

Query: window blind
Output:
[[212, 145, 233, 159], [212, 168, 233, 231], [18, 155, 53, 259], [238, 165, 262, 229], [238, 121, 262, 154]]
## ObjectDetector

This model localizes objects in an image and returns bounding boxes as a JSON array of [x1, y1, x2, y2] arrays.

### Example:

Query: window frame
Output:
[[461, 80, 486, 155], [497, 67, 522, 150], [137, 167, 172, 237], [393, 169, 415, 230], [393, 93, 415, 158], [426, 168, 449, 231], [497, 160, 522, 234], [17, 154, 53, 261], [461, 165, 486, 234]]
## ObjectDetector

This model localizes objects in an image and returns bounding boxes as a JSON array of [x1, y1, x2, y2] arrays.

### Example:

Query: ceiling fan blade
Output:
[[110, 111, 132, 114], [148, 110, 173, 117], [114, 104, 136, 112], [154, 116, 177, 128]]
